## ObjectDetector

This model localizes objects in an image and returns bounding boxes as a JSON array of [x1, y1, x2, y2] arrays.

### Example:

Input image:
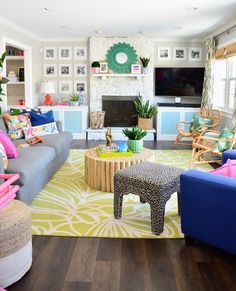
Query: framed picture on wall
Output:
[[74, 64, 87, 77], [43, 64, 57, 77], [74, 47, 87, 60], [173, 47, 186, 61], [44, 47, 57, 60], [59, 47, 72, 60], [157, 47, 171, 60], [189, 47, 202, 61], [74, 80, 87, 93], [59, 64, 72, 77], [99, 62, 108, 73], [59, 80, 73, 94]]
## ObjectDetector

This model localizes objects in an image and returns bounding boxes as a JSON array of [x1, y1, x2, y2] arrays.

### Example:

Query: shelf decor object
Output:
[[106, 42, 137, 73]]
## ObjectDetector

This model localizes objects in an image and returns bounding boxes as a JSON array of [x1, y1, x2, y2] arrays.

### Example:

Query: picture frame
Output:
[[99, 62, 108, 73], [157, 47, 171, 61], [173, 47, 186, 61], [131, 64, 141, 74], [59, 47, 72, 60], [74, 80, 87, 93], [189, 47, 202, 61], [59, 64, 72, 77], [59, 80, 73, 94], [44, 47, 57, 60], [74, 47, 87, 60], [18, 67, 24, 82], [43, 64, 57, 77], [74, 64, 87, 77]]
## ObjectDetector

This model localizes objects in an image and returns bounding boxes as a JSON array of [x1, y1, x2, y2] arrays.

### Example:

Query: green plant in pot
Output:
[[140, 57, 150, 74], [91, 61, 100, 74], [123, 126, 147, 153], [0, 52, 9, 115], [70, 94, 79, 106], [134, 97, 158, 130]]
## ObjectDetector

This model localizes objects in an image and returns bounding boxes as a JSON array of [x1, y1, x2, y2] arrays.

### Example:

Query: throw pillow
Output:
[[0, 130, 19, 158], [23, 122, 59, 139], [213, 127, 233, 153], [210, 159, 236, 178], [29, 110, 55, 126], [0, 142, 8, 169], [9, 107, 42, 116], [4, 114, 32, 140], [189, 114, 213, 133]]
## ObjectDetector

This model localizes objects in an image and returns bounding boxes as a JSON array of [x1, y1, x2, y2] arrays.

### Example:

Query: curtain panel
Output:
[[201, 38, 216, 109]]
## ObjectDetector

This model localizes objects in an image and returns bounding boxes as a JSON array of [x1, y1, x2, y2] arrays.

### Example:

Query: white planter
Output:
[[142, 67, 148, 74]]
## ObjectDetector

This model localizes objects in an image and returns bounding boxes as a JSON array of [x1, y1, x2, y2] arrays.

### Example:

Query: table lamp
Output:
[[40, 81, 55, 106]]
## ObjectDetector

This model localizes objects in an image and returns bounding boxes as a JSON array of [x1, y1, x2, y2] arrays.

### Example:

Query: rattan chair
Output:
[[174, 108, 222, 147], [188, 129, 236, 168]]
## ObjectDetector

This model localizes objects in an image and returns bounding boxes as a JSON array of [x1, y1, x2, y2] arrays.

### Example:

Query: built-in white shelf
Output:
[[7, 82, 25, 85], [6, 56, 24, 60], [92, 73, 148, 80]]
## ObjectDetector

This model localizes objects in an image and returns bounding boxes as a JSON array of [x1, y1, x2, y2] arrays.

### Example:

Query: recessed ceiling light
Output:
[[173, 26, 182, 30], [93, 30, 103, 34], [185, 6, 198, 11], [59, 26, 69, 30], [41, 7, 54, 13]]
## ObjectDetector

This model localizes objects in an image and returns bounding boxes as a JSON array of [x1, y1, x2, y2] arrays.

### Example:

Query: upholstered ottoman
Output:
[[114, 162, 184, 235], [0, 200, 32, 288]]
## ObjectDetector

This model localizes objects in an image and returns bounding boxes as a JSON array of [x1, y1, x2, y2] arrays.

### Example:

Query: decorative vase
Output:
[[91, 67, 100, 74], [127, 139, 143, 153], [138, 117, 153, 130], [142, 67, 148, 74]]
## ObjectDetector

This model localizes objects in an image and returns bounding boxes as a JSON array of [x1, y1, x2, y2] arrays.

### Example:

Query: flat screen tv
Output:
[[155, 67, 205, 96]]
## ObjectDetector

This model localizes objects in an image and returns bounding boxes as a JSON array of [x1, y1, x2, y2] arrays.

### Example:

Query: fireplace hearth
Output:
[[102, 96, 138, 127]]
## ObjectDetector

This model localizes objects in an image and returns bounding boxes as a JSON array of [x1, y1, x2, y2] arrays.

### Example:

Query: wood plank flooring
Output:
[[7, 140, 236, 291]]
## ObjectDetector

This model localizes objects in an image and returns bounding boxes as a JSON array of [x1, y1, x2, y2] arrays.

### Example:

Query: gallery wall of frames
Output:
[[42, 42, 88, 104]]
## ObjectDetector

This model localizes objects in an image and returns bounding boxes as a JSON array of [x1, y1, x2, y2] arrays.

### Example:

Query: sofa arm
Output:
[[180, 170, 236, 254], [222, 149, 236, 164], [56, 121, 62, 132]]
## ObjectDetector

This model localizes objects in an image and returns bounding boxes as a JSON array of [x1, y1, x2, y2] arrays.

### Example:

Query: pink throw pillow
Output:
[[0, 130, 19, 158], [210, 159, 236, 178]]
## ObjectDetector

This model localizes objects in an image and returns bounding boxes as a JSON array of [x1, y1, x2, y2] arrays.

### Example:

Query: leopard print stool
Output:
[[114, 162, 185, 235]]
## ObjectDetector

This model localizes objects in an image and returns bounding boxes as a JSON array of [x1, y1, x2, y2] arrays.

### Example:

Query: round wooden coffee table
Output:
[[84, 147, 155, 192]]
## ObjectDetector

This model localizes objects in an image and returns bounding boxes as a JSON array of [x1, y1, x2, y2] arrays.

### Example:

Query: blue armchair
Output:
[[180, 149, 236, 255]]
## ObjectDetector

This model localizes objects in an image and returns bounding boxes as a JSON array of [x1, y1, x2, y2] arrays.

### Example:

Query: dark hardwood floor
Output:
[[8, 140, 236, 291]]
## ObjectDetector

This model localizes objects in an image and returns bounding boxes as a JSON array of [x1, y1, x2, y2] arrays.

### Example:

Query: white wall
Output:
[[0, 22, 41, 110], [39, 40, 88, 105]]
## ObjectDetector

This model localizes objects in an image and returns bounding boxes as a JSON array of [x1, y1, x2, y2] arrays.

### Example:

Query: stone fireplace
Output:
[[102, 96, 138, 127]]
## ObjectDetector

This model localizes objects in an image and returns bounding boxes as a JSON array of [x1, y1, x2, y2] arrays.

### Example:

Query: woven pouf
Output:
[[0, 200, 32, 288]]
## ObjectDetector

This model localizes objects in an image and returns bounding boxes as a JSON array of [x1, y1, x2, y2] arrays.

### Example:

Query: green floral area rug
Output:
[[31, 150, 211, 239]]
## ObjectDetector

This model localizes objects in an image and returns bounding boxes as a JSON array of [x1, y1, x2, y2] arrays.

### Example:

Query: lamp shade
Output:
[[40, 81, 55, 94]]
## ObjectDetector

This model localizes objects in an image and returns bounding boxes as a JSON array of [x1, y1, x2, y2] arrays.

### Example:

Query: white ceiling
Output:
[[1, 0, 236, 40]]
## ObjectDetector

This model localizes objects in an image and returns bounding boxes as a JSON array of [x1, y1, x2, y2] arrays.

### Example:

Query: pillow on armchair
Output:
[[213, 128, 234, 153], [210, 159, 236, 178], [189, 114, 213, 133]]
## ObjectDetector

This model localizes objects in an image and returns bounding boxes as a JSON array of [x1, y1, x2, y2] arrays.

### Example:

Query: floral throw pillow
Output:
[[4, 114, 32, 140], [23, 122, 59, 140], [0, 142, 8, 169]]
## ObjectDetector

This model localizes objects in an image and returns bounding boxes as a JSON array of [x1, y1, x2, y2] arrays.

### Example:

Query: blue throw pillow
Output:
[[29, 110, 55, 126]]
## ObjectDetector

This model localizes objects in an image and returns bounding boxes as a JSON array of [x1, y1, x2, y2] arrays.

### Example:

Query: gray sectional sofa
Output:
[[0, 119, 73, 204]]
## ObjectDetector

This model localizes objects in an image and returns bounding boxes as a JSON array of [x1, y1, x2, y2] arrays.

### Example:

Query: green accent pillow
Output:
[[189, 114, 213, 133], [213, 127, 233, 152]]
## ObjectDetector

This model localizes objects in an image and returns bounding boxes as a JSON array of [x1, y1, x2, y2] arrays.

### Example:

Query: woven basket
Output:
[[90, 111, 105, 129], [138, 117, 153, 130]]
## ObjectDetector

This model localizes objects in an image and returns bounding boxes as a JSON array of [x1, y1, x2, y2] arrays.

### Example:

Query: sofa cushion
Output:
[[6, 146, 56, 185], [29, 110, 55, 126], [23, 122, 59, 139], [4, 113, 31, 140], [34, 132, 72, 155], [0, 130, 19, 158]]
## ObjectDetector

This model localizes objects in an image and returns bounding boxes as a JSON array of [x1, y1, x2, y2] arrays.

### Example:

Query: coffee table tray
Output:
[[96, 147, 133, 158]]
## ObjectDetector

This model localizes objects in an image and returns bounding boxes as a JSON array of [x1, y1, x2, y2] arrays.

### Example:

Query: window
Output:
[[213, 56, 236, 112]]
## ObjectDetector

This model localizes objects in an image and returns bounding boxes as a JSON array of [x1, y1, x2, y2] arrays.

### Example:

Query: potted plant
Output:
[[123, 126, 147, 153], [134, 97, 158, 130], [140, 57, 150, 74], [69, 94, 79, 106], [91, 61, 100, 74], [0, 52, 9, 114]]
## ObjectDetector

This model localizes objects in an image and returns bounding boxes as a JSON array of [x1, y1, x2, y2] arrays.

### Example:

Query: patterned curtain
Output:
[[233, 90, 236, 129], [201, 37, 216, 109]]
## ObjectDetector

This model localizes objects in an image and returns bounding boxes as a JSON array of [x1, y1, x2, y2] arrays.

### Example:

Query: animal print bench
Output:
[[113, 162, 184, 235]]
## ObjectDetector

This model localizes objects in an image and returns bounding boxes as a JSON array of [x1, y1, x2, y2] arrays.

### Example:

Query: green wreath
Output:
[[106, 43, 137, 73]]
